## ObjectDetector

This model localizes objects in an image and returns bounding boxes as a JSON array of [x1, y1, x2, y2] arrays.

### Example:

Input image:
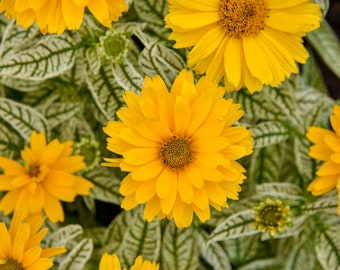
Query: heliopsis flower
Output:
[[165, 0, 321, 93], [307, 105, 340, 214], [0, 131, 94, 223], [99, 253, 159, 270], [0, 212, 66, 270], [253, 198, 290, 237], [103, 69, 253, 228], [0, 0, 128, 34]]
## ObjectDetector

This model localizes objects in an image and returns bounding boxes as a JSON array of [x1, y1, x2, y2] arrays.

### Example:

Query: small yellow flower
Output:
[[307, 105, 340, 214], [0, 0, 128, 34], [99, 253, 159, 270], [165, 0, 321, 93], [253, 198, 290, 237], [0, 131, 94, 223], [103, 70, 253, 228], [0, 212, 66, 270]]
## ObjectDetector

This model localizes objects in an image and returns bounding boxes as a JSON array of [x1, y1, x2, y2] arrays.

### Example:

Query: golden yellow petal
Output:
[[123, 147, 159, 165], [0, 222, 11, 259], [309, 144, 333, 161], [119, 174, 140, 196], [156, 168, 177, 199], [317, 161, 340, 176], [177, 172, 194, 204], [99, 253, 121, 270], [135, 179, 157, 203], [307, 175, 338, 196], [87, 0, 110, 26], [121, 195, 139, 210], [174, 96, 191, 135], [61, 0, 84, 29], [184, 165, 204, 188], [192, 188, 209, 209], [169, 11, 219, 29], [307, 126, 334, 144], [193, 205, 210, 223], [131, 160, 165, 181], [172, 198, 193, 228], [21, 246, 42, 268], [43, 192, 64, 223], [144, 196, 162, 222]]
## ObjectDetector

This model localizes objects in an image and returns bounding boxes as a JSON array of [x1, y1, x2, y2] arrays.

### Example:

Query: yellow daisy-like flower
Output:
[[0, 212, 66, 270], [103, 70, 253, 228], [253, 198, 291, 237], [165, 0, 321, 93], [0, 131, 94, 223], [99, 253, 159, 270], [0, 0, 128, 34], [307, 105, 340, 214]]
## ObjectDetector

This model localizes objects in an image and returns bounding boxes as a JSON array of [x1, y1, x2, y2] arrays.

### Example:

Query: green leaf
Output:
[[45, 225, 84, 248], [302, 195, 338, 215], [198, 231, 232, 270], [85, 167, 122, 205], [316, 226, 340, 270], [256, 183, 303, 201], [139, 42, 185, 87], [0, 34, 76, 80], [85, 47, 101, 75], [238, 258, 282, 270], [86, 64, 125, 121], [112, 61, 144, 93], [226, 90, 282, 123], [0, 122, 20, 157], [40, 102, 82, 129], [285, 241, 316, 270], [0, 19, 39, 59], [134, 0, 170, 38], [0, 97, 49, 141], [252, 121, 290, 149], [248, 144, 284, 184], [118, 209, 161, 267], [58, 238, 93, 270], [162, 222, 199, 270], [307, 20, 340, 79], [294, 136, 315, 184], [312, 0, 329, 15], [102, 210, 137, 253], [206, 210, 257, 246]]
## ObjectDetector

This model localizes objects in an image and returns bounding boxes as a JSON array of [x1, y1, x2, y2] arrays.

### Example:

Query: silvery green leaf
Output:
[[58, 238, 93, 270], [162, 222, 199, 270], [285, 241, 316, 270], [252, 121, 290, 148], [86, 63, 125, 121], [118, 208, 161, 267], [45, 224, 83, 248], [112, 61, 144, 93], [256, 183, 303, 201], [206, 210, 257, 246], [307, 20, 340, 79], [0, 97, 49, 141], [140, 42, 185, 87], [0, 34, 76, 80], [239, 258, 282, 270], [198, 230, 232, 270]]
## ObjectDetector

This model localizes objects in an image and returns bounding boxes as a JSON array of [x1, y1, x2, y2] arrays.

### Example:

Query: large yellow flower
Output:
[[0, 131, 94, 223], [307, 105, 340, 214], [99, 253, 159, 270], [0, 0, 128, 34], [0, 212, 66, 270], [165, 0, 321, 93], [103, 70, 253, 228]]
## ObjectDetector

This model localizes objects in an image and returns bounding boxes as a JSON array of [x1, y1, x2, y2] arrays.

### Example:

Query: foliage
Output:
[[0, 0, 340, 269]]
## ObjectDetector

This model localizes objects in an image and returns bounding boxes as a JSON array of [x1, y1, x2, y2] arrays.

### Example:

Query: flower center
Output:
[[218, 0, 267, 38], [0, 259, 23, 270], [259, 205, 281, 227], [160, 135, 193, 169], [28, 164, 40, 178]]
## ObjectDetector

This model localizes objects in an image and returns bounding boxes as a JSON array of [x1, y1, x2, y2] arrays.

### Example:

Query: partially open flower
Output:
[[254, 198, 291, 237]]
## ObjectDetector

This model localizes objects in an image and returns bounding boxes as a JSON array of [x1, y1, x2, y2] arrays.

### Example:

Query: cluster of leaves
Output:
[[0, 0, 340, 269]]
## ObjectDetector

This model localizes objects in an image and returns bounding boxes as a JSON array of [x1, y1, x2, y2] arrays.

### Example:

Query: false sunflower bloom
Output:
[[165, 0, 321, 93], [307, 105, 340, 214], [103, 70, 253, 228], [253, 198, 291, 237], [0, 212, 66, 270], [0, 0, 128, 34], [0, 131, 94, 223], [99, 253, 159, 270]]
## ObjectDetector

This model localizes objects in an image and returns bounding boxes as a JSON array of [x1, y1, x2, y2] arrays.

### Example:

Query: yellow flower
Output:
[[0, 131, 94, 223], [99, 253, 159, 270], [0, 0, 128, 34], [0, 212, 66, 270], [165, 0, 321, 93], [103, 70, 253, 228], [253, 198, 291, 237], [307, 105, 340, 214]]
